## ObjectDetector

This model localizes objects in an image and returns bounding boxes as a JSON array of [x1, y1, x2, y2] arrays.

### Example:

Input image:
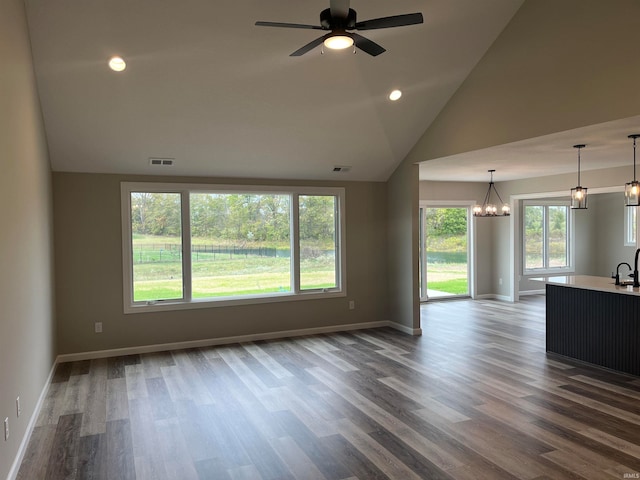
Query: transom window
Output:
[[523, 201, 573, 273], [121, 183, 345, 313]]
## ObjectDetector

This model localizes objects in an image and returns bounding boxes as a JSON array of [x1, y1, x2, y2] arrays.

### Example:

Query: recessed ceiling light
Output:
[[389, 89, 402, 101], [108, 56, 126, 72]]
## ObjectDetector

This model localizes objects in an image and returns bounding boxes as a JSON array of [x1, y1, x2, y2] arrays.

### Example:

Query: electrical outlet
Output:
[[16, 396, 21, 418], [349, 300, 355, 310], [95, 322, 103, 333], [4, 417, 8, 441]]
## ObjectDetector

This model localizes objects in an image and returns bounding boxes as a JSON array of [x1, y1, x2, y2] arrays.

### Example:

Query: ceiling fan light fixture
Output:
[[323, 34, 354, 50]]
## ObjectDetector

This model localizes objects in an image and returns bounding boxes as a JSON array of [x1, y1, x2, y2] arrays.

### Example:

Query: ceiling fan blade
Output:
[[355, 12, 424, 30], [352, 33, 385, 56], [290, 35, 327, 56], [330, 0, 350, 19], [255, 21, 322, 30]]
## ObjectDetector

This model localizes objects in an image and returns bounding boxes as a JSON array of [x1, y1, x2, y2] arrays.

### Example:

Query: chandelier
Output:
[[473, 170, 510, 217]]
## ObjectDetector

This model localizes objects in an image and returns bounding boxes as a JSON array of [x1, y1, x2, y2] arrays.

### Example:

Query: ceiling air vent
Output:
[[332, 165, 352, 173], [149, 157, 175, 166]]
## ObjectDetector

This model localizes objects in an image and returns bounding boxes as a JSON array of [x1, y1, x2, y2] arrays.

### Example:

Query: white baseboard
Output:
[[388, 322, 422, 336], [57, 320, 399, 363], [475, 293, 513, 302], [7, 360, 57, 480], [519, 289, 545, 296]]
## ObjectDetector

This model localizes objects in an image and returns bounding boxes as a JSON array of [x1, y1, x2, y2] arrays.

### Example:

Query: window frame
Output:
[[624, 206, 637, 247], [121, 182, 346, 314], [522, 200, 574, 275]]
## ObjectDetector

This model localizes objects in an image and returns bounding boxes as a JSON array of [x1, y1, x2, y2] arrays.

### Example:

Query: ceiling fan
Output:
[[255, 0, 424, 57]]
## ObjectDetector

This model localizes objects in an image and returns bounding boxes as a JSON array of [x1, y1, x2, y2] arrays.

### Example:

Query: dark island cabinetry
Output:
[[546, 282, 640, 376]]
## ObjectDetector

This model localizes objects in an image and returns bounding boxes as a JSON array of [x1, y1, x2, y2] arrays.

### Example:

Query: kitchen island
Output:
[[533, 275, 640, 376]]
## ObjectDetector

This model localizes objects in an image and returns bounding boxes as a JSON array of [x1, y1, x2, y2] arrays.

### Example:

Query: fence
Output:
[[132, 243, 291, 264]]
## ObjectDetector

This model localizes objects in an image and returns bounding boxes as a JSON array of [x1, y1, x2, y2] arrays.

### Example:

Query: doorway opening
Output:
[[419, 205, 471, 301]]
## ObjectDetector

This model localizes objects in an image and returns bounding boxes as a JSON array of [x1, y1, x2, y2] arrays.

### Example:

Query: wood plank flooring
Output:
[[17, 296, 640, 479]]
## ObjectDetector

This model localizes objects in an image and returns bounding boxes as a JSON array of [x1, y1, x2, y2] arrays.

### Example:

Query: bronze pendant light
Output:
[[570, 144, 588, 209], [625, 134, 640, 207]]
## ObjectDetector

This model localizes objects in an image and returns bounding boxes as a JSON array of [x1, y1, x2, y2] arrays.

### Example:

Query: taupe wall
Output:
[[0, 0, 55, 477], [386, 162, 419, 330], [591, 192, 637, 277], [405, 0, 640, 164], [53, 173, 389, 354]]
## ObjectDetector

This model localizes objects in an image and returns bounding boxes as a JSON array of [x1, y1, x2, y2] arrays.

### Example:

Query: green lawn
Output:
[[132, 252, 336, 301], [426, 278, 468, 295], [426, 261, 468, 295]]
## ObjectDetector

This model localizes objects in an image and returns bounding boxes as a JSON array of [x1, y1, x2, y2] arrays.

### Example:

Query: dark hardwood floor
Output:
[[17, 295, 640, 479]]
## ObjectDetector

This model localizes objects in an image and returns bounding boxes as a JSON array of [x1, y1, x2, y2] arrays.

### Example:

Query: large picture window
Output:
[[523, 201, 572, 273], [122, 183, 345, 313]]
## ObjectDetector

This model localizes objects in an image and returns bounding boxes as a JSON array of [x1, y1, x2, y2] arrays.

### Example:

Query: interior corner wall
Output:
[[387, 161, 419, 330], [591, 192, 637, 277], [53, 172, 389, 355], [405, 0, 640, 164], [0, 0, 55, 477]]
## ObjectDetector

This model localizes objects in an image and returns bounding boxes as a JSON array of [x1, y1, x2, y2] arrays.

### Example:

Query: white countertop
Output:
[[531, 274, 640, 296]]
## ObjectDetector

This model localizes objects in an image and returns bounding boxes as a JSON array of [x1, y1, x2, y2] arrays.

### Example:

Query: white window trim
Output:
[[624, 206, 637, 247], [418, 200, 476, 301], [121, 182, 346, 314], [522, 200, 574, 276]]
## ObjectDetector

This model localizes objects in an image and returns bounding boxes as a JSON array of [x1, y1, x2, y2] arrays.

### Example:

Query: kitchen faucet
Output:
[[634, 248, 640, 288], [613, 262, 632, 285]]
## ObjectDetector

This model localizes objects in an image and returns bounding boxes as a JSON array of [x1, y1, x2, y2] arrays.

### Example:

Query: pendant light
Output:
[[473, 170, 510, 217], [626, 134, 640, 207], [570, 144, 588, 209]]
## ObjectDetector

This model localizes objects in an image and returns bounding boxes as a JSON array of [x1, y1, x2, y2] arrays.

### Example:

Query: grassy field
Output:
[[426, 278, 468, 295], [131, 237, 336, 301], [425, 261, 468, 296]]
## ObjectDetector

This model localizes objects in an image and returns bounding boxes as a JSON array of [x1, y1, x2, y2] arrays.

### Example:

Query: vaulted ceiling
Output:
[[24, 0, 523, 182]]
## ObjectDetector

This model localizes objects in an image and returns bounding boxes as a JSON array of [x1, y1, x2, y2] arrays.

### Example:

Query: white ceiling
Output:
[[24, 0, 523, 182], [418, 115, 640, 182]]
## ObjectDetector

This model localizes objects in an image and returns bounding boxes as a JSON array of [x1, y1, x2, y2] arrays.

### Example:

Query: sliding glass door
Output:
[[419, 205, 471, 301]]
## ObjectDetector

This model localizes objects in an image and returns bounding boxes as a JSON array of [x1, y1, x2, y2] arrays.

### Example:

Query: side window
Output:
[[299, 195, 339, 291], [523, 202, 571, 273], [130, 192, 183, 302], [625, 206, 637, 247]]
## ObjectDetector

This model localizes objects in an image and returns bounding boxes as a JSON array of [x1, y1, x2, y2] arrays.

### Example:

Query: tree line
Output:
[[131, 192, 336, 243], [425, 208, 467, 236]]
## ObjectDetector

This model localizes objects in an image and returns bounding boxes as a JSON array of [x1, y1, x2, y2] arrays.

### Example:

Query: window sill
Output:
[[124, 289, 346, 314], [523, 268, 575, 278]]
